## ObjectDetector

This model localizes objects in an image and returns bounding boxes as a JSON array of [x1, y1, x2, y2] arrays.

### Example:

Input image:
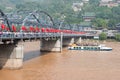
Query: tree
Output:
[[89, 0, 100, 6], [115, 34, 120, 41], [99, 32, 107, 40], [96, 6, 112, 19], [111, 6, 120, 23], [92, 18, 108, 29], [108, 19, 116, 29], [0, 5, 5, 11], [112, 6, 120, 15]]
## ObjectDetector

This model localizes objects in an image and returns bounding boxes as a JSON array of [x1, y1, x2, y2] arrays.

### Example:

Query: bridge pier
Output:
[[0, 43, 23, 69], [40, 38, 62, 52], [75, 37, 82, 44], [63, 37, 75, 46]]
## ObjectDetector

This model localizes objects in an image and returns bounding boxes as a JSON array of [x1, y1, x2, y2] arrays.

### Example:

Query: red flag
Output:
[[6, 27, 10, 31], [46, 28, 49, 32], [32, 27, 35, 32], [1, 24, 6, 30], [41, 28, 45, 32], [35, 26, 40, 32], [12, 25, 16, 32], [29, 26, 33, 32], [21, 26, 27, 31], [29, 26, 36, 32]]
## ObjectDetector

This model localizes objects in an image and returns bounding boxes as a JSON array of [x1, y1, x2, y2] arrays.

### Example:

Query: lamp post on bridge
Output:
[[58, 14, 66, 30]]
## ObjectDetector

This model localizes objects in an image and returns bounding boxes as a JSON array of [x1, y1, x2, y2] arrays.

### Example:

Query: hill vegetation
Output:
[[0, 0, 120, 29]]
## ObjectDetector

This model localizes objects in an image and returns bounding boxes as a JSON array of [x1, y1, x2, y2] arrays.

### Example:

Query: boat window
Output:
[[95, 47, 97, 50], [87, 47, 89, 50], [84, 47, 87, 50], [74, 47, 78, 50], [79, 47, 81, 49], [91, 47, 93, 50], [73, 47, 75, 49], [77, 47, 79, 49]]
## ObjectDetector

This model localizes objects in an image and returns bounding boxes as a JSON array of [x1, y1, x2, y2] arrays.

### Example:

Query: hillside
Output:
[[0, 0, 120, 29]]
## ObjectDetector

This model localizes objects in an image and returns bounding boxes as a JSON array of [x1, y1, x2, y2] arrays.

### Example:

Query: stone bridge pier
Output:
[[63, 37, 75, 46], [62, 37, 81, 46], [0, 42, 23, 69], [74, 37, 82, 44], [40, 38, 62, 52]]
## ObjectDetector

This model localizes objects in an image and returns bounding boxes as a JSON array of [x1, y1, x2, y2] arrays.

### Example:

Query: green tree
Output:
[[89, 0, 100, 6], [108, 19, 116, 29], [99, 32, 107, 40], [96, 6, 112, 19], [115, 34, 120, 41], [92, 18, 108, 29], [111, 6, 120, 23]]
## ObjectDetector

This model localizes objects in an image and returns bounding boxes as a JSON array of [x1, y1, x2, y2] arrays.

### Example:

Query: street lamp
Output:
[[58, 14, 66, 30]]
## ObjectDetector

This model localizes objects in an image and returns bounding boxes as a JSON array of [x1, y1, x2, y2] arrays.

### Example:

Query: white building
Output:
[[72, 2, 84, 12], [82, 0, 89, 3], [99, 0, 119, 7], [101, 0, 113, 2], [116, 0, 120, 3]]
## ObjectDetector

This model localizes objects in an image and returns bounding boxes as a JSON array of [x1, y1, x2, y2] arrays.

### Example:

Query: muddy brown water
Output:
[[0, 42, 120, 80]]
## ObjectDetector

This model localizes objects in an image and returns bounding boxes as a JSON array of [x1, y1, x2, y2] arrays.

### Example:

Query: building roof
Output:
[[101, 0, 112, 2], [80, 22, 92, 27], [82, 12, 96, 17], [116, 23, 120, 27]]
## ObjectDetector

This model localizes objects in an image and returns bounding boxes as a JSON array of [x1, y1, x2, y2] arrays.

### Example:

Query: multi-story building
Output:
[[82, 0, 89, 3], [99, 0, 119, 7], [116, 0, 120, 3], [82, 12, 96, 22], [72, 2, 84, 12]]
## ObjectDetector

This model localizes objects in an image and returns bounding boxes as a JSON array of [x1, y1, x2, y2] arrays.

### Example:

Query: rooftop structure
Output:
[[82, 12, 96, 22], [116, 23, 120, 30]]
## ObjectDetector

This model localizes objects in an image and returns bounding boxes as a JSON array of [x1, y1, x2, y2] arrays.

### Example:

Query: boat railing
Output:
[[76, 43, 99, 46]]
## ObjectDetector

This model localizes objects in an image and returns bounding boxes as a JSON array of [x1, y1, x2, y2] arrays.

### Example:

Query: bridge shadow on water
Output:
[[0, 44, 15, 70], [23, 50, 50, 62]]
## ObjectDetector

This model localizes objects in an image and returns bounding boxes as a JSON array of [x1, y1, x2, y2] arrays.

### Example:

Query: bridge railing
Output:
[[0, 32, 85, 41]]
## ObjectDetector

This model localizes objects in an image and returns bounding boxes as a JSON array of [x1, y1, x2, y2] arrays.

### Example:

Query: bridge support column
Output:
[[40, 38, 62, 52], [0, 44, 23, 69], [75, 37, 82, 44], [63, 38, 75, 46]]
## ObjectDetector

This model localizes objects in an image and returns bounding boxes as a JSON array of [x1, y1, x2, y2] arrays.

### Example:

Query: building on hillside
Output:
[[116, 0, 120, 3], [99, 1, 109, 6], [79, 22, 93, 31], [116, 23, 120, 30], [82, 0, 89, 3], [99, 0, 119, 7], [72, 2, 84, 12], [101, 0, 113, 2], [6, 7, 13, 10], [108, 1, 119, 7], [82, 12, 96, 22]]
